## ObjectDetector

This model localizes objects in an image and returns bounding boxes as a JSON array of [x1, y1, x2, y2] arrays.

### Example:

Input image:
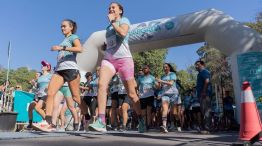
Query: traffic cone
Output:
[[239, 81, 262, 142]]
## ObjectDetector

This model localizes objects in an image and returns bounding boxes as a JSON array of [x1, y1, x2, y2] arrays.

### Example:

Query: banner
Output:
[[237, 52, 262, 111], [13, 91, 42, 122]]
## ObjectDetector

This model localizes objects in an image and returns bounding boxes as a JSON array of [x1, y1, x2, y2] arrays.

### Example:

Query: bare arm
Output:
[[201, 78, 210, 97], [156, 78, 174, 86], [108, 14, 129, 37], [51, 39, 82, 53], [111, 23, 129, 37]]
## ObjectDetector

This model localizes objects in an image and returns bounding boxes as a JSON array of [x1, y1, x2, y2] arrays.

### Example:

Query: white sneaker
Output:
[[32, 120, 49, 130], [37, 120, 49, 126], [177, 127, 182, 132], [57, 127, 65, 132], [160, 126, 168, 133]]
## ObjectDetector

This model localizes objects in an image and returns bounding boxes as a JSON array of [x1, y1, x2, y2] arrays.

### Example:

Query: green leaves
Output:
[[132, 49, 168, 77], [0, 67, 36, 91]]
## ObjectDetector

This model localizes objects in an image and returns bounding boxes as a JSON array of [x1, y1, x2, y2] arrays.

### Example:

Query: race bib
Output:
[[107, 35, 117, 49]]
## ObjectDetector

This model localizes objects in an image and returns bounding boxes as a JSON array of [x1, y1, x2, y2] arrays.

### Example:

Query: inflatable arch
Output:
[[77, 9, 262, 122]]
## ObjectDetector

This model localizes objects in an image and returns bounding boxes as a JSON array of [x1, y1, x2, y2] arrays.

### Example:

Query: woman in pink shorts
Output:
[[89, 2, 145, 133]]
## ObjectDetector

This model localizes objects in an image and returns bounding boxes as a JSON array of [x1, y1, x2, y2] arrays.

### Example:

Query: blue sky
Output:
[[0, 0, 261, 71]]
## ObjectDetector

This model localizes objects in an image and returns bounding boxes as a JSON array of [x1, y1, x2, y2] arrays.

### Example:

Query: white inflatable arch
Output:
[[77, 9, 262, 122]]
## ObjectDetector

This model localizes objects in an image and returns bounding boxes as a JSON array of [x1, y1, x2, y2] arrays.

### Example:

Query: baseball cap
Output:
[[41, 60, 51, 71]]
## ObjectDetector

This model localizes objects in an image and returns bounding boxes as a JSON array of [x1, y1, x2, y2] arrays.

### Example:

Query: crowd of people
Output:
[[1, 1, 236, 134]]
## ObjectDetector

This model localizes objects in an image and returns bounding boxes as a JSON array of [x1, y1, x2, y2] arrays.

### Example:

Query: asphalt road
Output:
[[0, 131, 261, 146]]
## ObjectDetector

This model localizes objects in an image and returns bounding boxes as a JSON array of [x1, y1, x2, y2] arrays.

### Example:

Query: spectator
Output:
[[195, 60, 212, 132], [223, 90, 234, 130]]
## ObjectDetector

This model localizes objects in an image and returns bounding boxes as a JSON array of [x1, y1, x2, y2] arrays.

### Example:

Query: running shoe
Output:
[[73, 123, 79, 131], [33, 123, 56, 132], [138, 118, 145, 133], [118, 125, 127, 132], [160, 126, 168, 133], [177, 127, 182, 132], [26, 124, 33, 129], [88, 118, 107, 132]]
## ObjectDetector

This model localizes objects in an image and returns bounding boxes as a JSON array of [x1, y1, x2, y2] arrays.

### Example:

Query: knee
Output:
[[29, 102, 36, 109], [47, 90, 56, 97], [128, 92, 137, 100], [72, 96, 80, 101], [98, 82, 107, 92], [34, 105, 41, 111], [68, 105, 76, 112]]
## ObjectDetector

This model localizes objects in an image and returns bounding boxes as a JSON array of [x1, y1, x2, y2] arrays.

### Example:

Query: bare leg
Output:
[[52, 91, 64, 125], [28, 101, 37, 122], [34, 100, 46, 119], [46, 74, 64, 122], [121, 102, 129, 127], [60, 102, 68, 128], [110, 99, 118, 127], [123, 79, 141, 116], [68, 74, 87, 115], [65, 97, 79, 124], [97, 66, 115, 123], [161, 101, 169, 127]]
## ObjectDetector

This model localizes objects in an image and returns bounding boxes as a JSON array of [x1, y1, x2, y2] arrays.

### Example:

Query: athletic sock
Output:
[[29, 120, 33, 125], [98, 114, 106, 124]]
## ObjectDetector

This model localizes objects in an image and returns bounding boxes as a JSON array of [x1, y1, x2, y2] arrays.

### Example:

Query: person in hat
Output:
[[27, 60, 52, 129]]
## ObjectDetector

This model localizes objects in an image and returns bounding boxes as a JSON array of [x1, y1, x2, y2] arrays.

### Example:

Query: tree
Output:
[[197, 44, 233, 91], [132, 49, 168, 77], [177, 69, 196, 93], [246, 22, 262, 33], [0, 67, 36, 91]]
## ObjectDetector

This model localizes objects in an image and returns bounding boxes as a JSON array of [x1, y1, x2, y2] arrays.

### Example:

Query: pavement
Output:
[[0, 130, 262, 146]]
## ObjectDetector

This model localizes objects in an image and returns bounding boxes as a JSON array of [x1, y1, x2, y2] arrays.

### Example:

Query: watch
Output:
[[62, 46, 66, 51]]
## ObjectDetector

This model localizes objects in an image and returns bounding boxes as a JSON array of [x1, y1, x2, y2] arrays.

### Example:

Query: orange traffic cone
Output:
[[239, 81, 262, 143]]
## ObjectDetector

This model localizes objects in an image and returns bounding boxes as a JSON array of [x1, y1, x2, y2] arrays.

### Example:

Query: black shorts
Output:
[[192, 106, 201, 113], [111, 94, 131, 107], [140, 96, 154, 109], [111, 92, 118, 100], [83, 96, 93, 106], [118, 94, 131, 107], [56, 69, 79, 82]]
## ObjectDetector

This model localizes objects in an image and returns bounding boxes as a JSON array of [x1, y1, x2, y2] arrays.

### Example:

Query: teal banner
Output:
[[13, 91, 42, 122], [237, 52, 262, 110]]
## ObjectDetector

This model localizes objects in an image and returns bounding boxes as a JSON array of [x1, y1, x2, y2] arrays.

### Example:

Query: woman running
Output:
[[89, 2, 145, 133]]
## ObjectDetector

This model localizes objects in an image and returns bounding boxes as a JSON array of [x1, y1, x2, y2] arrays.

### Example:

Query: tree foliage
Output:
[[0, 67, 36, 91], [246, 21, 262, 33], [132, 49, 168, 77], [197, 44, 233, 91], [177, 69, 197, 92]]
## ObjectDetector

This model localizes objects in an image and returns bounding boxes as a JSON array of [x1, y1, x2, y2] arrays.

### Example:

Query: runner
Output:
[[89, 2, 145, 133], [36, 19, 87, 131], [137, 65, 158, 131], [156, 63, 181, 133], [27, 61, 52, 129]]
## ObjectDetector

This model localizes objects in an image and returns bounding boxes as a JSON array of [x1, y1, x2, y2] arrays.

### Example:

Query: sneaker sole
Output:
[[32, 124, 54, 132], [88, 126, 107, 132]]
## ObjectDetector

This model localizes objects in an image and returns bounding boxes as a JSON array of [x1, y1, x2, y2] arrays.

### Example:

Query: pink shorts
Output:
[[101, 58, 134, 81]]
